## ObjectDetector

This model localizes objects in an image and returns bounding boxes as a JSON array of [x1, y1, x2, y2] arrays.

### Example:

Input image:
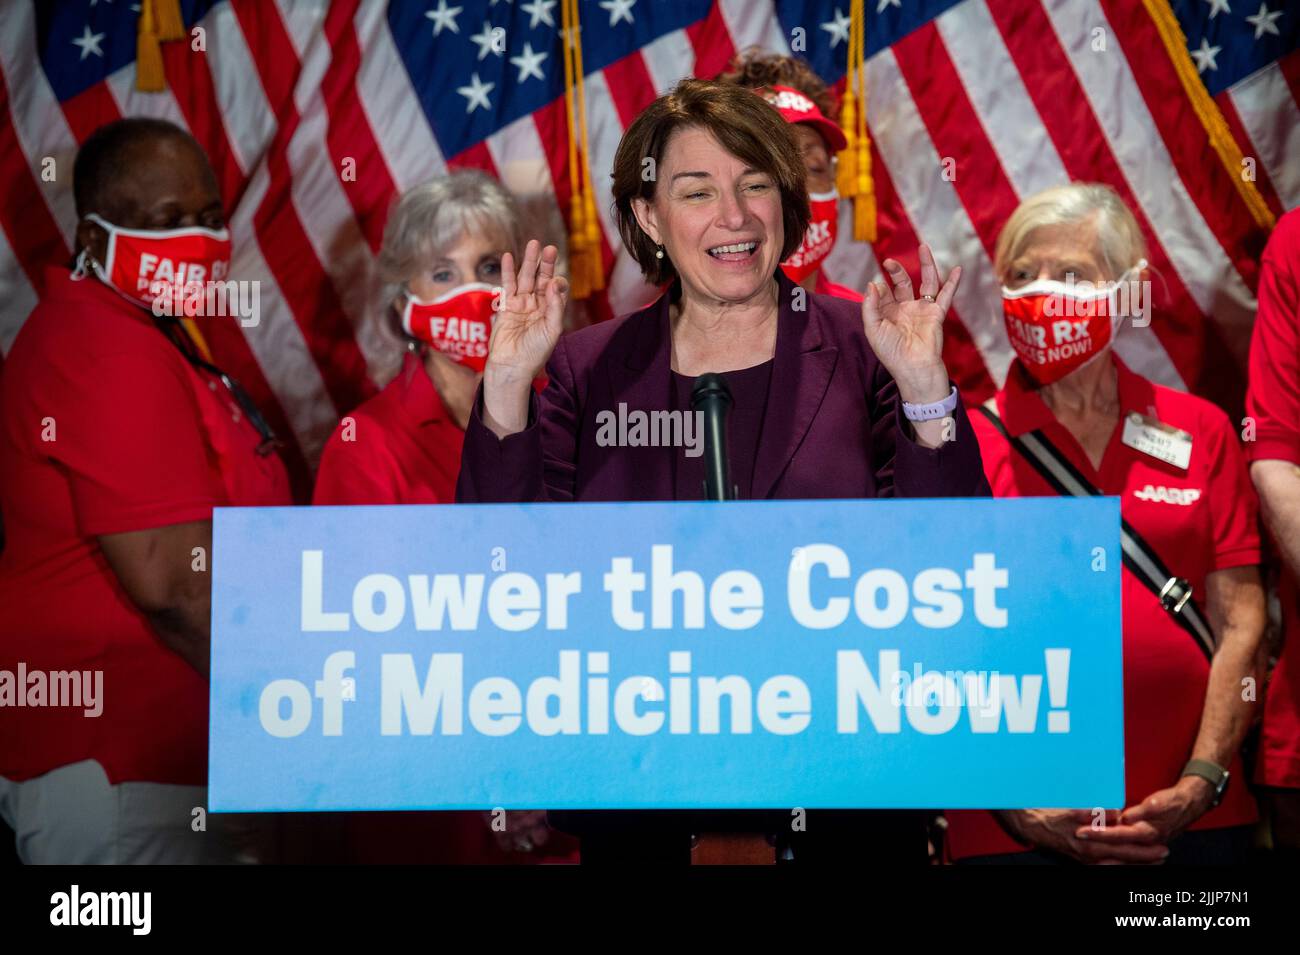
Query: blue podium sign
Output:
[[209, 498, 1123, 811]]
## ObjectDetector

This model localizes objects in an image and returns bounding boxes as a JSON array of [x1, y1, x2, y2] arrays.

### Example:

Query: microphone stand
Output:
[[690, 372, 781, 863], [690, 373, 737, 502]]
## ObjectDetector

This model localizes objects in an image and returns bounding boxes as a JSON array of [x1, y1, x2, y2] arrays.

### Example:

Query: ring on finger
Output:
[[921, 294, 936, 303]]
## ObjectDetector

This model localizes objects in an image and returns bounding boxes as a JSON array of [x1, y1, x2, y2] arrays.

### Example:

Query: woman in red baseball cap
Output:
[[717, 49, 859, 302]]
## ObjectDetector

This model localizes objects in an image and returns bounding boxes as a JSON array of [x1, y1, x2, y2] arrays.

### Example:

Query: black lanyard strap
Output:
[[976, 400, 1215, 661], [154, 318, 282, 457]]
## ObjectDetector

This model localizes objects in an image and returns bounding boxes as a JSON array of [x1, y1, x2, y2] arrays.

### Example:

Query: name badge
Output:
[[1121, 412, 1192, 470]]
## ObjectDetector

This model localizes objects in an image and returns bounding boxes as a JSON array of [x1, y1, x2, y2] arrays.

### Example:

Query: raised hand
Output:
[[487, 239, 568, 383], [863, 243, 960, 404], [482, 239, 568, 437]]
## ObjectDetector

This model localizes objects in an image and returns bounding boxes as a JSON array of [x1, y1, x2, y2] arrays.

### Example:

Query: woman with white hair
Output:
[[314, 169, 525, 506], [946, 183, 1266, 864], [313, 170, 573, 863]]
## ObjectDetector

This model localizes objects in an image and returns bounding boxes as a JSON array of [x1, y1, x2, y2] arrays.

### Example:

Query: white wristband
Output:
[[901, 385, 959, 422]]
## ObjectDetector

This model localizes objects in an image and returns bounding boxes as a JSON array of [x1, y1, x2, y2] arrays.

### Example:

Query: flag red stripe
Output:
[[1214, 90, 1285, 223], [867, 143, 995, 404], [230, 0, 297, 119], [321, 0, 398, 253], [891, 23, 1022, 260], [446, 140, 500, 176], [0, 67, 70, 292], [601, 51, 658, 129], [231, 0, 377, 418], [156, 23, 313, 496], [1100, 0, 1261, 294], [161, 39, 248, 212], [58, 81, 122, 145], [987, 1, 1235, 405], [532, 97, 575, 214], [687, 5, 736, 81]]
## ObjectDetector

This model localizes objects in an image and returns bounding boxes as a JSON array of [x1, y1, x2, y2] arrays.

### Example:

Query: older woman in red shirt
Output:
[[946, 183, 1266, 864], [313, 170, 573, 863], [313, 170, 518, 506]]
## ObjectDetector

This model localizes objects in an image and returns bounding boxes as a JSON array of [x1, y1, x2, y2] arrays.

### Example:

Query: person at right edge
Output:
[[456, 78, 989, 864], [946, 183, 1265, 864], [1243, 207, 1300, 863]]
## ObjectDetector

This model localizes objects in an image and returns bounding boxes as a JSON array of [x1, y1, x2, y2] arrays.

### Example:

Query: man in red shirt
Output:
[[1245, 207, 1300, 859], [0, 118, 291, 863]]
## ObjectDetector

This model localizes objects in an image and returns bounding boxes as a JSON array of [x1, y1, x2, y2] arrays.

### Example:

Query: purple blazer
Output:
[[457, 272, 990, 504]]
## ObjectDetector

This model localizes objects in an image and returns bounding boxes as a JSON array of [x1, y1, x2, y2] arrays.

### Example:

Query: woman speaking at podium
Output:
[[457, 78, 990, 864]]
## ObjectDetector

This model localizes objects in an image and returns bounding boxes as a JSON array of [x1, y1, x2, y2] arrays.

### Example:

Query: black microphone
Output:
[[691, 372, 736, 501]]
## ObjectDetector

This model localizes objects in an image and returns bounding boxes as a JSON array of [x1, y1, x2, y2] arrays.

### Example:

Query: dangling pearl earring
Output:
[[655, 245, 665, 260]]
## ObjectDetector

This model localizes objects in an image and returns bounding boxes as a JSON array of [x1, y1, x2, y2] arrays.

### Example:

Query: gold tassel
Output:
[[837, 88, 858, 198], [561, 0, 592, 299], [566, 0, 606, 298], [854, 179, 877, 244], [155, 0, 187, 42], [568, 192, 591, 301], [136, 0, 166, 92], [582, 184, 604, 292], [847, 0, 876, 242], [1142, 0, 1274, 230], [854, 127, 876, 242]]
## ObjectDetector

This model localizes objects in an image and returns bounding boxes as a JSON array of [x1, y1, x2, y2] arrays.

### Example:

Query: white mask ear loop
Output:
[[70, 247, 92, 281], [1110, 258, 1149, 329], [72, 213, 113, 282]]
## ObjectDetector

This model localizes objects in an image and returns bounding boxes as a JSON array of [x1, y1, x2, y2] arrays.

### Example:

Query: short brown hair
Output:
[[716, 47, 839, 123], [611, 77, 809, 285]]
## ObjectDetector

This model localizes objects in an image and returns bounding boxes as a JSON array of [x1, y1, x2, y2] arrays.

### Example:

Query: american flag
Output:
[[1, 0, 1296, 494]]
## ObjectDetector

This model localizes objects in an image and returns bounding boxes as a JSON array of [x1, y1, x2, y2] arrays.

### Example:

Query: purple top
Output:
[[456, 271, 990, 505], [671, 360, 772, 501]]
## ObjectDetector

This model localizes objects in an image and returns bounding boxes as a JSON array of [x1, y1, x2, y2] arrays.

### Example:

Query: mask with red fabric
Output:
[[780, 191, 839, 283], [1001, 261, 1147, 385], [756, 86, 847, 286], [401, 282, 498, 372], [77, 212, 232, 312]]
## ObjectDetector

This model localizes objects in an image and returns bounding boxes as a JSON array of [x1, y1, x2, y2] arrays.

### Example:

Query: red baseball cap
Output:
[[759, 84, 848, 153]]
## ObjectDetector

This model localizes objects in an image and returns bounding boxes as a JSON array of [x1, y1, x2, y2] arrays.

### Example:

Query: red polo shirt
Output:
[[946, 356, 1260, 860], [313, 351, 464, 505], [0, 267, 291, 786], [1244, 208, 1300, 788]]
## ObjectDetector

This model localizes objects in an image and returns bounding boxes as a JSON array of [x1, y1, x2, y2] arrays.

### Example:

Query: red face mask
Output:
[[82, 212, 232, 311], [401, 282, 497, 372], [1001, 263, 1146, 386], [781, 191, 839, 284]]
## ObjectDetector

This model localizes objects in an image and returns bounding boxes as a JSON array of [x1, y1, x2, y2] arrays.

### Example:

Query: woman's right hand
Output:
[[996, 809, 1170, 865], [482, 239, 568, 437]]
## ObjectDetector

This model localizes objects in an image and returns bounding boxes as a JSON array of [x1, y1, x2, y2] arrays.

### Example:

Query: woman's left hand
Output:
[[1073, 777, 1217, 855], [863, 243, 961, 403]]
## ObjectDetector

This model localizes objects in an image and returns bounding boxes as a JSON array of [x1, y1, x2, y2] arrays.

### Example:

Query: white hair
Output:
[[364, 170, 525, 384], [993, 182, 1147, 282]]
